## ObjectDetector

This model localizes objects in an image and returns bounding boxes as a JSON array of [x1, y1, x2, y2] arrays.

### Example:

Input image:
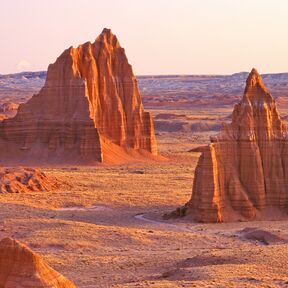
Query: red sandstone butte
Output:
[[184, 69, 288, 222], [0, 28, 157, 164]]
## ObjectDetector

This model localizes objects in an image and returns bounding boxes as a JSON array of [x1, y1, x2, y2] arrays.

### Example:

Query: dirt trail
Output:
[[134, 213, 192, 232], [56, 205, 109, 212], [56, 205, 190, 232]]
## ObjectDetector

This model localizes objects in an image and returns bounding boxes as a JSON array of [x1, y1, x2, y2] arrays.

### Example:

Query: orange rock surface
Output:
[[0, 167, 60, 193], [185, 69, 288, 222], [0, 28, 157, 164], [0, 237, 76, 287]]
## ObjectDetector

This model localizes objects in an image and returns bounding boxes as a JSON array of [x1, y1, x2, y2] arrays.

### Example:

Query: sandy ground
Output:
[[0, 116, 288, 287]]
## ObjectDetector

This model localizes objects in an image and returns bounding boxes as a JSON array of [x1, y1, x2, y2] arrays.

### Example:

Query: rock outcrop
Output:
[[183, 69, 288, 222], [0, 102, 19, 119], [0, 28, 157, 164], [0, 167, 60, 193], [0, 237, 76, 287]]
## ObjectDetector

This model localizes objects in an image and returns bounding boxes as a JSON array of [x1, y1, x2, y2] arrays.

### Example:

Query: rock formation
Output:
[[183, 68, 288, 222], [0, 28, 157, 164], [0, 167, 60, 193], [0, 102, 19, 119], [0, 237, 76, 287]]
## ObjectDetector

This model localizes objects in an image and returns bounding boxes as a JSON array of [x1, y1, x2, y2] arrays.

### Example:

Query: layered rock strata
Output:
[[0, 167, 60, 193], [0, 28, 157, 164], [184, 69, 288, 222], [0, 237, 76, 287]]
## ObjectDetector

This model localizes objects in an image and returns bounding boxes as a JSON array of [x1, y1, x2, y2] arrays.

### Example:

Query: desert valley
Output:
[[1, 21, 288, 288]]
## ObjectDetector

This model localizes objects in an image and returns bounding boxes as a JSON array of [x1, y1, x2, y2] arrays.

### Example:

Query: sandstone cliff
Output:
[[0, 237, 76, 287], [0, 28, 157, 164], [184, 69, 288, 222]]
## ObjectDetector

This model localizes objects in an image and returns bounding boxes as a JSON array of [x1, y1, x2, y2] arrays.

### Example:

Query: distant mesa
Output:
[[0, 28, 157, 164], [177, 68, 288, 222], [0, 237, 76, 287], [0, 167, 60, 193]]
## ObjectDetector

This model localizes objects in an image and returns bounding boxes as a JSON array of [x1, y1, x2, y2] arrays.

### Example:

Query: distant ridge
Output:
[[1, 71, 288, 109]]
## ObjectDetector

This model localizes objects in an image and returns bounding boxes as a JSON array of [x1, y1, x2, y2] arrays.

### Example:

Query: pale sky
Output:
[[1, 0, 288, 75]]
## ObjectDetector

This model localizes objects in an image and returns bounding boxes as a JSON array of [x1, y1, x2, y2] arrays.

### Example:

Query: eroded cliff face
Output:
[[0, 28, 157, 164], [185, 69, 288, 222], [0, 238, 76, 288]]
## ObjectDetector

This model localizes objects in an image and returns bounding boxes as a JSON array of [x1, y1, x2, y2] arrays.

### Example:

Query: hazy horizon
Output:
[[2, 69, 288, 77], [1, 0, 288, 75]]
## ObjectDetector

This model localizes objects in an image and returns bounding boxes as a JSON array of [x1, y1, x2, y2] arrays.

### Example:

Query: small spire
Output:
[[243, 68, 271, 102], [96, 28, 120, 48], [250, 68, 260, 77], [101, 28, 112, 36], [245, 68, 265, 92]]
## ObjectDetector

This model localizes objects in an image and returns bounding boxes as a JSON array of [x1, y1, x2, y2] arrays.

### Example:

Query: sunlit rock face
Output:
[[0, 238, 76, 288], [0, 28, 157, 164], [185, 69, 288, 222]]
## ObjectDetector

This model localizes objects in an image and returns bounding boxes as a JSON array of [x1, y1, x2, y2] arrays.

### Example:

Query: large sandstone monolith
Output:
[[0, 238, 76, 287], [182, 68, 288, 222], [0, 28, 157, 164]]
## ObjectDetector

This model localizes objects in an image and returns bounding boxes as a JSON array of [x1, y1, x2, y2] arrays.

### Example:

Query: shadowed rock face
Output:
[[0, 238, 76, 288], [185, 69, 288, 222], [0, 28, 157, 164]]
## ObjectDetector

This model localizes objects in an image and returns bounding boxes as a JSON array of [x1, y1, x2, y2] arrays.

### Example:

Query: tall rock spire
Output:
[[182, 69, 288, 222]]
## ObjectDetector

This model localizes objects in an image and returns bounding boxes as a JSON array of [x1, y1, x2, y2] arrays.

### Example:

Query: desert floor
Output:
[[1, 108, 288, 288]]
